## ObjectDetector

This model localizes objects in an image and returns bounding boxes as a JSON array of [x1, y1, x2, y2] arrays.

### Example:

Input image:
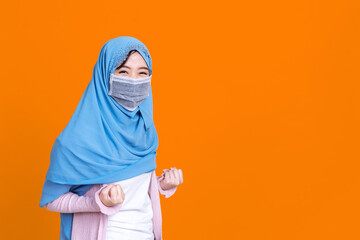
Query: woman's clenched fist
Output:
[[99, 184, 125, 207], [160, 167, 183, 191]]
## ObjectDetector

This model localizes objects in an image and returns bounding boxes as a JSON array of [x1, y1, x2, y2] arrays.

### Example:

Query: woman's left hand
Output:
[[160, 167, 183, 191]]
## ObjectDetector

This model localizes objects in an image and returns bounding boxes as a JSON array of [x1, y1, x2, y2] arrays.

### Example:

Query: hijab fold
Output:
[[39, 36, 158, 240]]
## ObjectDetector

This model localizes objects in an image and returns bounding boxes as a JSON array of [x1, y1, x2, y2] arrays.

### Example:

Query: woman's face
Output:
[[114, 51, 150, 78]]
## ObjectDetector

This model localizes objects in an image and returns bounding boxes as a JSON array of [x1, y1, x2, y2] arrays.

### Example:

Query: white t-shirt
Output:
[[106, 171, 154, 240]]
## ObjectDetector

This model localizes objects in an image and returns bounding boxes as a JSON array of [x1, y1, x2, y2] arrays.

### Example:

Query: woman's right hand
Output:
[[99, 184, 125, 207]]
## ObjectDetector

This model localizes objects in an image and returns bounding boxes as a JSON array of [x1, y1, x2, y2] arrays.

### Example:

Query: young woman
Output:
[[39, 36, 184, 240]]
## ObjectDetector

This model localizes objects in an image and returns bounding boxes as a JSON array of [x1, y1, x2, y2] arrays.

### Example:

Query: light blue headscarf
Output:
[[39, 36, 159, 240]]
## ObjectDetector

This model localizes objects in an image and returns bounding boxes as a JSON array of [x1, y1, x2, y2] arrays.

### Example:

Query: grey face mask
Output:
[[108, 73, 152, 111]]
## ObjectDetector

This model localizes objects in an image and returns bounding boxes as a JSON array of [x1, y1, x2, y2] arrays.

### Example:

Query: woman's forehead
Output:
[[117, 51, 148, 66], [103, 37, 152, 74]]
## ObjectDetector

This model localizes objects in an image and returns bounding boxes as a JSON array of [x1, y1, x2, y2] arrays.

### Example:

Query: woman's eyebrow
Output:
[[138, 67, 149, 71], [119, 65, 130, 69], [117, 65, 149, 71]]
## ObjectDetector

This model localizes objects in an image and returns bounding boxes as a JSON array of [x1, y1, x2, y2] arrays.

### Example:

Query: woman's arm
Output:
[[44, 191, 99, 213], [44, 184, 123, 215]]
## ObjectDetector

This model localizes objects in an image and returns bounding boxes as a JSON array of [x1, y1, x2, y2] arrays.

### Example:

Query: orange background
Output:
[[1, 0, 359, 239]]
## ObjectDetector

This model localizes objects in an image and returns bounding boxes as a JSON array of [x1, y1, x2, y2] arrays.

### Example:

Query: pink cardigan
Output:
[[44, 170, 177, 240]]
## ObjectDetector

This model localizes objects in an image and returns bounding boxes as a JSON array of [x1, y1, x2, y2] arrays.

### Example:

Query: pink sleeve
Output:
[[44, 184, 123, 216], [44, 191, 100, 213], [157, 176, 177, 198]]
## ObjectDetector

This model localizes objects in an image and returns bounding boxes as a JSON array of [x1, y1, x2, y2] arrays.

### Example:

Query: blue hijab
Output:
[[39, 36, 159, 240]]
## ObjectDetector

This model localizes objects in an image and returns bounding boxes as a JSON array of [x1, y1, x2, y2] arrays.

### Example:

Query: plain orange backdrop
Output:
[[1, 0, 359, 239]]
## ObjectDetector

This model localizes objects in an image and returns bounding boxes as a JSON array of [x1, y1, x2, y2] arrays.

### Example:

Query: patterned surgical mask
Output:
[[108, 73, 151, 111]]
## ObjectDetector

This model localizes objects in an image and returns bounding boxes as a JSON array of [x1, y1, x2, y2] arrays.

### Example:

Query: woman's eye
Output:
[[140, 72, 148, 75], [119, 70, 127, 74]]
